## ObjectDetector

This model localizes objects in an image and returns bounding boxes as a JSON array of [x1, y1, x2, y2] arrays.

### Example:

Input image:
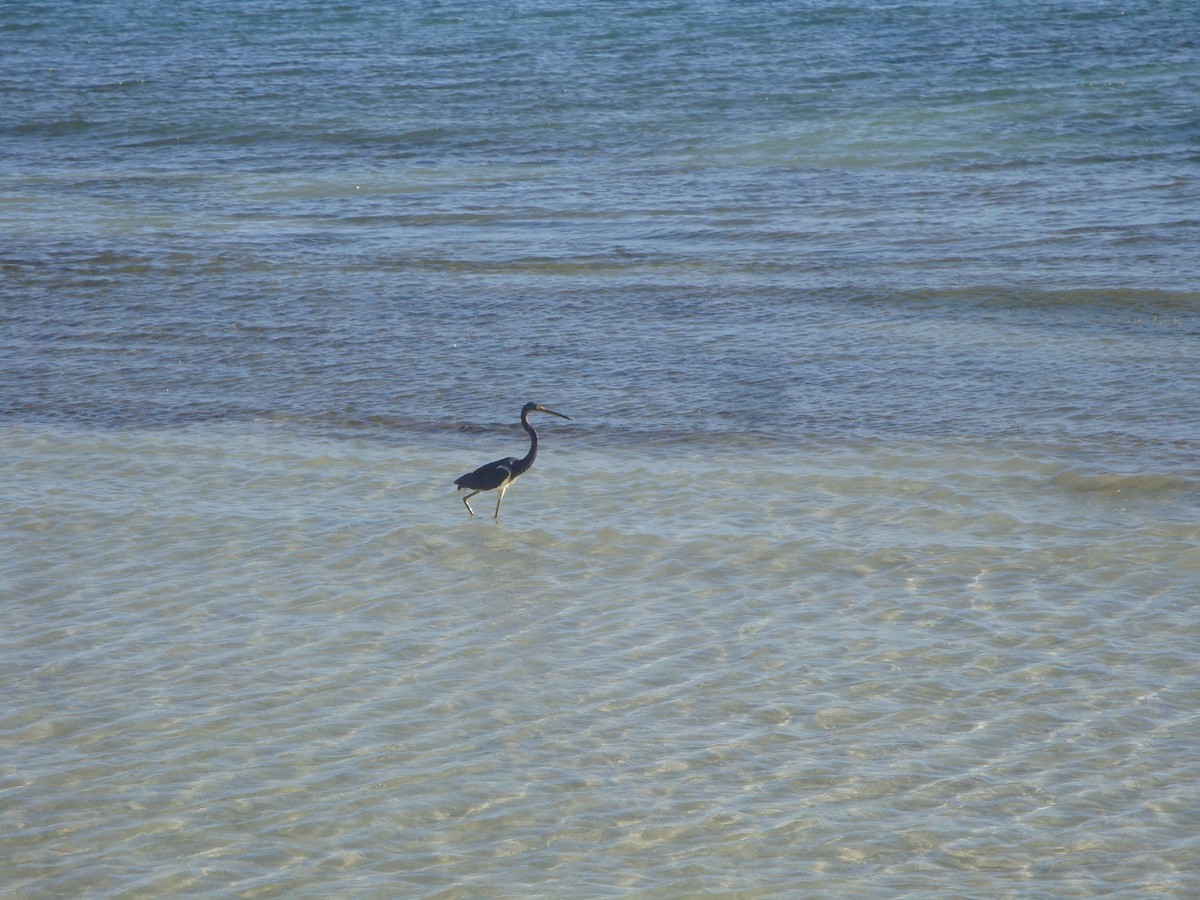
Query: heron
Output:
[[454, 402, 571, 520]]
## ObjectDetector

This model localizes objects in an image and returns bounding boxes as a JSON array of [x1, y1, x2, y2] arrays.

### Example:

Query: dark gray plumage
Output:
[[454, 402, 571, 519]]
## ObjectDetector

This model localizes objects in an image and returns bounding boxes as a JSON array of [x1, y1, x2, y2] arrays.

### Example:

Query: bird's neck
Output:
[[515, 414, 538, 474]]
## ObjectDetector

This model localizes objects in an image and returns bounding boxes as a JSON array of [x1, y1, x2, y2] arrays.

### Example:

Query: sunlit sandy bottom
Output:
[[4, 423, 1197, 896]]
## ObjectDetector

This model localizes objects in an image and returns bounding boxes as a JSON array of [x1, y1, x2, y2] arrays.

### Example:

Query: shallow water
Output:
[[3, 0, 1200, 895], [5, 421, 1198, 896]]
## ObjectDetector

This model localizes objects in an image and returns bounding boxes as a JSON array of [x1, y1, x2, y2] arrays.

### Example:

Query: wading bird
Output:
[[454, 402, 571, 520]]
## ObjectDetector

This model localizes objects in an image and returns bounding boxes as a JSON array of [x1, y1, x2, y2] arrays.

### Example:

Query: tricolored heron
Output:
[[454, 402, 571, 520]]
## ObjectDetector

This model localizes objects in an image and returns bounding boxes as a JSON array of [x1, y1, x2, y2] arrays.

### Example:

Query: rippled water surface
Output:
[[3, 0, 1199, 896], [5, 422, 1199, 896]]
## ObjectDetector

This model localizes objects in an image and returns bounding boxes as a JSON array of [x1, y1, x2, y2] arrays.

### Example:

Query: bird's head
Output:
[[524, 401, 571, 420]]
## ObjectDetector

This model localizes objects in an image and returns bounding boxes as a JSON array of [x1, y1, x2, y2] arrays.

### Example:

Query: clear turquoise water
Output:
[[3, 1, 1199, 896]]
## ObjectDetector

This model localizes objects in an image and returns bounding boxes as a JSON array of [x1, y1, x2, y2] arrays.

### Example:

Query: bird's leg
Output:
[[493, 484, 508, 520], [462, 491, 479, 517]]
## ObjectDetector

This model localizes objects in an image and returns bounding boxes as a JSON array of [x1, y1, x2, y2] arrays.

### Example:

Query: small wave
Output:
[[1051, 471, 1196, 496]]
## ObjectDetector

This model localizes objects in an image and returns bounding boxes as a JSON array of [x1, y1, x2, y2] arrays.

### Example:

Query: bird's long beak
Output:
[[537, 406, 571, 420]]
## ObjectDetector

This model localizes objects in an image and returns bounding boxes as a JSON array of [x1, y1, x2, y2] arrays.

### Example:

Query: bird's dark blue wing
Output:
[[454, 457, 517, 491]]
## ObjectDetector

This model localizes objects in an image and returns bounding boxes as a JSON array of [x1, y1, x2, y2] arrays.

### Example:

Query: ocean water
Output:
[[3, 1, 1199, 896]]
